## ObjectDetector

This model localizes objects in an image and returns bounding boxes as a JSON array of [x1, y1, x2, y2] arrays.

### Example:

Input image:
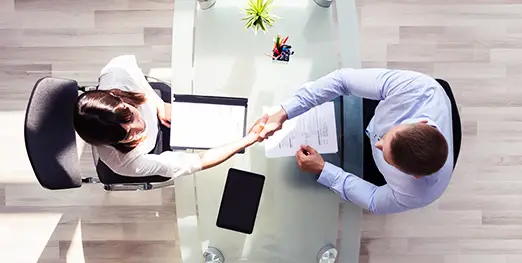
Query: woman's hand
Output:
[[157, 102, 172, 128], [245, 114, 269, 146], [199, 114, 268, 170], [249, 107, 288, 142]]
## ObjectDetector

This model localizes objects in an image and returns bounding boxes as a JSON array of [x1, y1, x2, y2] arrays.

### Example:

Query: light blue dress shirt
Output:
[[281, 68, 454, 214]]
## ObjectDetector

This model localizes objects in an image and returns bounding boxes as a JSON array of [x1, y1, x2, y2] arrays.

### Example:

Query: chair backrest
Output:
[[435, 79, 462, 168], [24, 77, 82, 190]]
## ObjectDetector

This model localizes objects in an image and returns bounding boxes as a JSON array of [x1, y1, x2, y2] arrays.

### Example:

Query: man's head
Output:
[[375, 120, 448, 177]]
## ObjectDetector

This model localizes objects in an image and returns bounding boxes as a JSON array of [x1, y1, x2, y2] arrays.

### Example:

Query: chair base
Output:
[[103, 179, 175, 192], [81, 177, 100, 184], [82, 176, 175, 192]]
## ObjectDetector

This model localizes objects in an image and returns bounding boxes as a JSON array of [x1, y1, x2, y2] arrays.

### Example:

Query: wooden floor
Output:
[[357, 0, 522, 263], [1, 0, 522, 262], [0, 0, 178, 262]]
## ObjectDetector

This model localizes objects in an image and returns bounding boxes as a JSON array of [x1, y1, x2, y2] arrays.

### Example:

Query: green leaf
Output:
[[262, 0, 274, 11], [245, 16, 256, 28], [242, 0, 278, 32]]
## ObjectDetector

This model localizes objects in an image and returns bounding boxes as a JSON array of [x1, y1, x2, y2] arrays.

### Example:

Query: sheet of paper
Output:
[[170, 102, 246, 149], [264, 101, 338, 158]]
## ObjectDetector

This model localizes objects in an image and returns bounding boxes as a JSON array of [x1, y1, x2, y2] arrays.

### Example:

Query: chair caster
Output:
[[103, 185, 113, 191], [82, 177, 100, 184], [140, 183, 153, 190]]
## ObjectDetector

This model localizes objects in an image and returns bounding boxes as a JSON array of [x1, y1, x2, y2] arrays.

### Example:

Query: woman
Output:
[[74, 55, 265, 178]]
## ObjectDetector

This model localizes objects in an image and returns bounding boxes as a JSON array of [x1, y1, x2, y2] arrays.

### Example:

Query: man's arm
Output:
[[318, 162, 411, 214], [256, 68, 426, 140], [281, 68, 422, 119]]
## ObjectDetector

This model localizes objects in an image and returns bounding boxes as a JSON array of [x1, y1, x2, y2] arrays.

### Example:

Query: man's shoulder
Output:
[[413, 165, 453, 201]]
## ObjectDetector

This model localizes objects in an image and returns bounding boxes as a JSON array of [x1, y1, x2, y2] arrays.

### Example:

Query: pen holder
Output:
[[267, 34, 294, 63]]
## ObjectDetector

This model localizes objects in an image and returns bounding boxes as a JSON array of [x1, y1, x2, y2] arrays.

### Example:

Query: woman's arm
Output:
[[199, 132, 257, 170], [98, 115, 268, 178], [195, 114, 266, 171], [99, 132, 259, 178]]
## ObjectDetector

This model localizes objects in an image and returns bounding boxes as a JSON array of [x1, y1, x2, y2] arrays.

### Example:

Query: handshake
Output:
[[246, 107, 288, 144], [243, 107, 326, 175]]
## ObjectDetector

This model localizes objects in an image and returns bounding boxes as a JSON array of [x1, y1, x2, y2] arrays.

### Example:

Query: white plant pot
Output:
[[198, 0, 217, 10]]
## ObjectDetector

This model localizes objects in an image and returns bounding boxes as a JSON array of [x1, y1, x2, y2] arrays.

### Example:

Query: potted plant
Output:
[[242, 0, 278, 35]]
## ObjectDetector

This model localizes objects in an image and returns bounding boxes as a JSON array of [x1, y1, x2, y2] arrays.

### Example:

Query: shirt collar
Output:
[[401, 117, 439, 129]]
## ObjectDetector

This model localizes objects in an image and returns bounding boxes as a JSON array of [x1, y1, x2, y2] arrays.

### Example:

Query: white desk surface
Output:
[[171, 1, 363, 263]]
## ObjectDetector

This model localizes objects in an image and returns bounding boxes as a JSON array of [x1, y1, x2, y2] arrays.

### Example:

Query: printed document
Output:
[[264, 102, 338, 158], [170, 102, 246, 149]]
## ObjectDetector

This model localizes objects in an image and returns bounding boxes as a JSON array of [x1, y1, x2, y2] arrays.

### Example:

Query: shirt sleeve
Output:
[[102, 150, 202, 178], [100, 55, 164, 105], [281, 68, 425, 119], [317, 162, 413, 214]]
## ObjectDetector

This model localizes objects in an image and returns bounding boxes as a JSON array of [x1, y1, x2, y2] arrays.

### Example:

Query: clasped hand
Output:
[[248, 108, 325, 174]]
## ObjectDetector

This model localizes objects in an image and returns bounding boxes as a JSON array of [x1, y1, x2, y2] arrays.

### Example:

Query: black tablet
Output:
[[216, 168, 265, 234]]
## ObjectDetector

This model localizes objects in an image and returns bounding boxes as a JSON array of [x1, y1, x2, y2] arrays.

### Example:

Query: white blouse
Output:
[[94, 55, 202, 178]]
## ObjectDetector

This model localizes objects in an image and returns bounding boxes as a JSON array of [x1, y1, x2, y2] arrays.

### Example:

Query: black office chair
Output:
[[435, 78, 462, 167], [24, 76, 175, 191]]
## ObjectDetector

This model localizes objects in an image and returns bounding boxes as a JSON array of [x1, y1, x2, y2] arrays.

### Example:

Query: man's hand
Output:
[[295, 145, 325, 174], [245, 114, 269, 146], [157, 102, 171, 128], [249, 107, 288, 142]]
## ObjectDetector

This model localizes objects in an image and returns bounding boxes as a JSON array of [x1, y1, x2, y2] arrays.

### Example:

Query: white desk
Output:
[[171, 1, 363, 262]]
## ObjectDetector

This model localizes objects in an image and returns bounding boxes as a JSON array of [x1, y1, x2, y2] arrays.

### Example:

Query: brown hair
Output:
[[390, 124, 448, 176], [73, 89, 147, 153]]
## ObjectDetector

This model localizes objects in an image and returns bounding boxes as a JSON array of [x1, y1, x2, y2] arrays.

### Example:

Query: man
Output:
[[251, 68, 458, 214]]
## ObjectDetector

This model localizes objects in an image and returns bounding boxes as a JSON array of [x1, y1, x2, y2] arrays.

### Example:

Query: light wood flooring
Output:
[[0, 0, 178, 262], [1, 0, 522, 262], [357, 0, 522, 263]]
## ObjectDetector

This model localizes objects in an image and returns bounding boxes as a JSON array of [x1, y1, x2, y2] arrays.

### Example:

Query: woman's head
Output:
[[73, 89, 147, 153]]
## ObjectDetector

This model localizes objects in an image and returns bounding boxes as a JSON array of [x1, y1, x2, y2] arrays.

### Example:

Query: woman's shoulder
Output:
[[94, 144, 145, 164], [100, 55, 139, 75], [98, 55, 142, 91]]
